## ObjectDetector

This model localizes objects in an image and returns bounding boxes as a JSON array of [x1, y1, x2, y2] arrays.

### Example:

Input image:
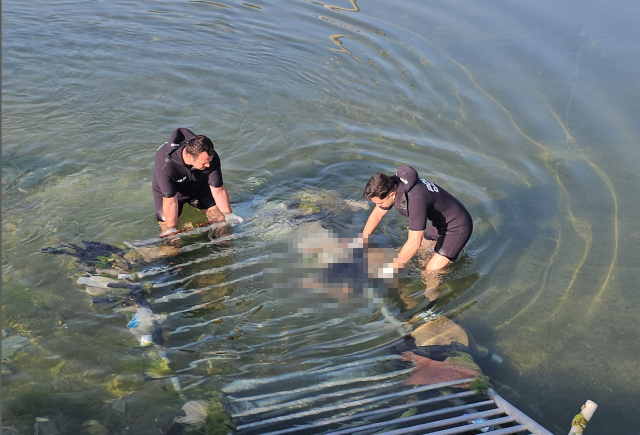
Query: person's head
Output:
[[363, 173, 398, 209], [184, 135, 215, 170]]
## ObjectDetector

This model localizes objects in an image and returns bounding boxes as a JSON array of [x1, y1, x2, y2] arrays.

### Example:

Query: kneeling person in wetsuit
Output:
[[152, 128, 242, 236], [362, 166, 473, 299]]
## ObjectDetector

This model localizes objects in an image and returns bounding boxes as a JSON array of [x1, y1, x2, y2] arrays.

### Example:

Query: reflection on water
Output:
[[3, 0, 640, 432], [318, 0, 360, 13], [329, 34, 362, 63]]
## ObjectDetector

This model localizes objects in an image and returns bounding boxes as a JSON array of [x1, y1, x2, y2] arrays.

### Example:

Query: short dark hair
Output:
[[185, 135, 214, 157], [363, 173, 398, 199]]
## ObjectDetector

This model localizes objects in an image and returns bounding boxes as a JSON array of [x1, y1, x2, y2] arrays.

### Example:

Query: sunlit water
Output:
[[3, 0, 640, 433]]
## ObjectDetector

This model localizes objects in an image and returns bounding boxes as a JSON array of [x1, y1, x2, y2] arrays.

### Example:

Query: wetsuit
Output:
[[390, 166, 472, 261], [152, 128, 224, 221]]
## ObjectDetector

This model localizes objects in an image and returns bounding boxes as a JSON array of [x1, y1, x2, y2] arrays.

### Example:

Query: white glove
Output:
[[376, 264, 396, 279], [225, 213, 244, 224], [160, 228, 179, 237]]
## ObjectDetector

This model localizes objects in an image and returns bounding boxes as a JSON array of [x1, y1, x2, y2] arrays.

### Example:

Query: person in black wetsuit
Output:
[[152, 128, 242, 235], [362, 166, 473, 299]]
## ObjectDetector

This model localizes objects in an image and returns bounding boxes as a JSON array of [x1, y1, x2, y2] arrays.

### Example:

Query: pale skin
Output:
[[159, 149, 233, 234], [363, 190, 449, 301]]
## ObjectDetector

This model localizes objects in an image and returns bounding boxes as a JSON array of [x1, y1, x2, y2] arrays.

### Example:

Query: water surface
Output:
[[3, 0, 640, 433]]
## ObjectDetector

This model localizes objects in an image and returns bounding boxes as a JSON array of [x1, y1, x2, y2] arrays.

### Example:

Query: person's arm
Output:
[[376, 229, 424, 278], [378, 191, 428, 277], [362, 206, 389, 240], [392, 229, 424, 269], [162, 195, 179, 231], [210, 185, 232, 214]]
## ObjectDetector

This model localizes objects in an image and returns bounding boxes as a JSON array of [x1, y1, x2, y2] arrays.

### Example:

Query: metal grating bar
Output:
[[232, 380, 404, 418], [471, 426, 530, 435], [235, 378, 474, 431], [322, 409, 506, 435], [316, 401, 498, 435], [230, 368, 413, 403], [256, 390, 480, 435], [225, 355, 402, 396], [488, 389, 552, 435], [371, 415, 517, 435]]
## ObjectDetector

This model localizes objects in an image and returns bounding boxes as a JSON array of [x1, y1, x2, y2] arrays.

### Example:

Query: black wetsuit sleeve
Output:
[[207, 153, 224, 188], [168, 128, 196, 145], [154, 146, 178, 198], [407, 193, 429, 231]]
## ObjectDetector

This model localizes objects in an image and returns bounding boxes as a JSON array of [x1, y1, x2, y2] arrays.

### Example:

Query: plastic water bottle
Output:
[[474, 418, 494, 432], [464, 414, 494, 432]]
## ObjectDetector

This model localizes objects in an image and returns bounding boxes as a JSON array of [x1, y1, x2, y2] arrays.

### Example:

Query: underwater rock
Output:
[[42, 241, 125, 263], [85, 286, 107, 296], [77, 275, 141, 290], [77, 276, 119, 288], [344, 199, 370, 211], [34, 417, 60, 435], [81, 420, 109, 435], [411, 317, 469, 347], [2, 335, 29, 360], [2, 363, 13, 375], [111, 398, 126, 414]]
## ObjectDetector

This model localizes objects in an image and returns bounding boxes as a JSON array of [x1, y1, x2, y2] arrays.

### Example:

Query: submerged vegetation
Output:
[[205, 400, 234, 435]]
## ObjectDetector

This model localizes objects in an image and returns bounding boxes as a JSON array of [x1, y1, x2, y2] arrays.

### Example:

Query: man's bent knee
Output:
[[425, 253, 451, 271]]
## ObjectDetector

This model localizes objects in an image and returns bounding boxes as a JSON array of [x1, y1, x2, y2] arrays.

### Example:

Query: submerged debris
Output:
[[175, 400, 208, 426], [174, 399, 234, 435], [401, 352, 477, 386], [42, 241, 126, 268], [2, 335, 29, 360], [401, 351, 492, 393]]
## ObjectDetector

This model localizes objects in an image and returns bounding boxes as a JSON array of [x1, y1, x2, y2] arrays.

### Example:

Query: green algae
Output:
[[447, 351, 492, 393], [105, 373, 145, 397], [571, 413, 589, 433], [144, 353, 172, 379], [205, 400, 234, 435]]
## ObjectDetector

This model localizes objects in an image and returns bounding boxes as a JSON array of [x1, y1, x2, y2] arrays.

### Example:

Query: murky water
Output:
[[3, 0, 640, 433]]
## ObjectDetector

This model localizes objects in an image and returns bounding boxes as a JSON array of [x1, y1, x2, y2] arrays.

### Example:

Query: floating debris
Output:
[[175, 400, 208, 426]]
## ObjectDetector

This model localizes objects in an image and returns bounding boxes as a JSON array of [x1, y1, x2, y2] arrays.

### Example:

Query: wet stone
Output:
[[111, 398, 126, 414], [86, 286, 107, 296], [2, 363, 13, 375], [82, 420, 109, 435], [34, 417, 60, 435]]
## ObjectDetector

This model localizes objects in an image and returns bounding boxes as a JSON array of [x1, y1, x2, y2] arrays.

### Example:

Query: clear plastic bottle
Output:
[[464, 414, 495, 432]]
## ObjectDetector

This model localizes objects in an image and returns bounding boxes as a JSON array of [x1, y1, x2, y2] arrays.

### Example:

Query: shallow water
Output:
[[3, 0, 640, 433]]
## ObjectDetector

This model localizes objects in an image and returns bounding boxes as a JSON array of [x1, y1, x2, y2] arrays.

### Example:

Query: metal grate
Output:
[[227, 374, 553, 435]]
